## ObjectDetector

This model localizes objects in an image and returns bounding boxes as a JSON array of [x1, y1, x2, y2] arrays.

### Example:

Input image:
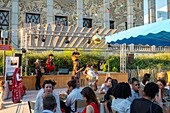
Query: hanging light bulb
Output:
[[87, 38, 91, 44], [92, 31, 102, 45], [65, 36, 70, 44]]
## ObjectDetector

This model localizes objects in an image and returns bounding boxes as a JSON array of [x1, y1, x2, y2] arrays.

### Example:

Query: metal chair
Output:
[[28, 101, 35, 113]]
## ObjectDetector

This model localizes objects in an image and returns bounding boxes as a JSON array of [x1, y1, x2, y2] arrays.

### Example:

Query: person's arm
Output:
[[65, 94, 72, 107], [34, 94, 41, 113], [86, 105, 94, 113], [98, 84, 106, 94], [16, 74, 22, 81], [155, 89, 162, 103], [104, 100, 110, 113]]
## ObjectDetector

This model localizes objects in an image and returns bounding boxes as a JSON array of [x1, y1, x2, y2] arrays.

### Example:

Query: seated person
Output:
[[81, 87, 100, 113], [128, 77, 141, 102], [155, 79, 169, 103], [131, 82, 163, 113], [111, 82, 132, 113], [42, 94, 57, 113], [46, 54, 55, 72], [63, 79, 83, 113], [98, 77, 112, 94], [104, 79, 118, 113], [34, 80, 61, 113]]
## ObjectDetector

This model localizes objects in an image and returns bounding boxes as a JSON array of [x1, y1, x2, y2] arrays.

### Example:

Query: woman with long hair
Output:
[[81, 87, 99, 113]]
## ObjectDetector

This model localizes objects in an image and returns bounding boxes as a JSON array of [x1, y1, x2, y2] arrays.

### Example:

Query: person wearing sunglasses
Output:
[[128, 77, 141, 102]]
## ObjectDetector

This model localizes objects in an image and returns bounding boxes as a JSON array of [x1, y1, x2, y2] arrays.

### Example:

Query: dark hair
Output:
[[42, 80, 53, 88], [43, 94, 57, 111], [144, 73, 151, 78], [157, 79, 166, 86], [105, 77, 112, 83], [111, 79, 118, 96], [142, 77, 150, 85], [144, 82, 159, 99], [67, 79, 76, 89], [131, 77, 139, 84], [51, 80, 56, 86], [113, 82, 131, 99], [81, 87, 98, 105]]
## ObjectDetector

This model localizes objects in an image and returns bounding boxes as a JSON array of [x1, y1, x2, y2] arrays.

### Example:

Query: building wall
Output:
[[0, 0, 144, 48]]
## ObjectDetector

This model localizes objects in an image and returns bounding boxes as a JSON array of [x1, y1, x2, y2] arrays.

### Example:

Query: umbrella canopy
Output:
[[106, 19, 170, 46]]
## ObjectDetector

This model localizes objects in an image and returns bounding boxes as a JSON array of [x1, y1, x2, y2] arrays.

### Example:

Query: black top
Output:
[[72, 51, 80, 56], [104, 87, 113, 101], [130, 98, 163, 113]]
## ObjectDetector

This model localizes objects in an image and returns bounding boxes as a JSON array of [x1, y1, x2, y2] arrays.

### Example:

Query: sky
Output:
[[144, 0, 167, 24]]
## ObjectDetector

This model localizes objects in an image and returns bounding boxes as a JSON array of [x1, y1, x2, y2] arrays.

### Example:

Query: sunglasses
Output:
[[134, 84, 140, 86]]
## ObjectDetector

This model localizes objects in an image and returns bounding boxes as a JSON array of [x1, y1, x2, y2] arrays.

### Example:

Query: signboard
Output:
[[5, 56, 19, 76], [0, 45, 12, 50]]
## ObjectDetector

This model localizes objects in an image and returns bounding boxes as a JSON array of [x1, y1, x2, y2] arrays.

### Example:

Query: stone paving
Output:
[[0, 88, 68, 113]]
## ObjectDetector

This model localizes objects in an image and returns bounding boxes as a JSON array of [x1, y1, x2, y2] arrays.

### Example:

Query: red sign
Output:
[[0, 45, 12, 50]]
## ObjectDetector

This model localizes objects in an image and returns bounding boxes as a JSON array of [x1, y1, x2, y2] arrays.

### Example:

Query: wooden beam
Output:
[[64, 26, 78, 48], [48, 24, 56, 47], [76, 28, 92, 48], [111, 29, 117, 34], [58, 26, 72, 47], [35, 24, 41, 47], [41, 24, 48, 47], [53, 25, 64, 47], [69, 27, 86, 48], [29, 23, 32, 46]]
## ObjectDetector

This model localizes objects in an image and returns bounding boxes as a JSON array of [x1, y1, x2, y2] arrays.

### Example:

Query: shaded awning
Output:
[[106, 19, 170, 46], [24, 24, 117, 50]]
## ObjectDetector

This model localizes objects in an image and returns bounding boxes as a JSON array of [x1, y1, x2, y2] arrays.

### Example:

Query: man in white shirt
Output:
[[65, 79, 83, 113], [128, 77, 141, 102]]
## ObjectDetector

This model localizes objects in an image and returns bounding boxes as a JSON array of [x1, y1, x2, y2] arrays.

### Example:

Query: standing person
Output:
[[34, 80, 61, 113], [128, 77, 141, 102], [42, 94, 57, 113], [35, 59, 42, 90], [81, 87, 100, 113], [84, 64, 98, 91], [71, 48, 83, 88], [130, 82, 163, 113], [46, 54, 55, 73], [12, 68, 25, 103]]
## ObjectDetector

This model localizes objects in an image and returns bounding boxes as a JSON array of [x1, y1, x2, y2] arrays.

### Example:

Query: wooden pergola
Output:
[[23, 24, 117, 51]]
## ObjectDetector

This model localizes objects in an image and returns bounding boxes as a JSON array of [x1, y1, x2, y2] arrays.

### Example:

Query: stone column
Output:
[[104, 0, 110, 29], [168, 0, 170, 19], [148, 0, 156, 23], [77, 0, 83, 27], [127, 0, 133, 29], [11, 0, 19, 48], [47, 0, 53, 24]]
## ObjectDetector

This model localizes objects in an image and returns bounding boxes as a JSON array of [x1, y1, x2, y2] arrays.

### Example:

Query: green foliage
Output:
[[103, 56, 120, 72]]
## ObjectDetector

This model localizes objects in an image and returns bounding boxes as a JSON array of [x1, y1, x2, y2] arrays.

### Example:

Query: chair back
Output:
[[96, 93, 105, 102], [28, 101, 35, 113], [75, 99, 86, 112]]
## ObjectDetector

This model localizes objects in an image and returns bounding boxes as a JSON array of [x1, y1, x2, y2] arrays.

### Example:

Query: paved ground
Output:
[[0, 88, 68, 113]]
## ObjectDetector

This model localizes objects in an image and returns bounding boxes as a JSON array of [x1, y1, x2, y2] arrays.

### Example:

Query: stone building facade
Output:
[[1, 0, 165, 49]]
